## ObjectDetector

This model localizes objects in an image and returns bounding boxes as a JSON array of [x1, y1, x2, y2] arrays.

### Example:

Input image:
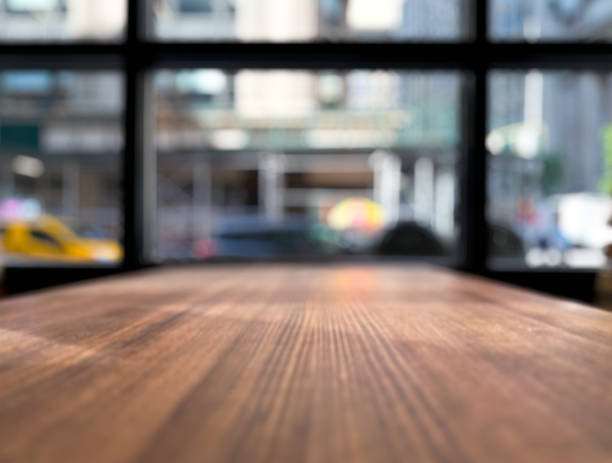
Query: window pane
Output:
[[0, 71, 123, 265], [490, 0, 612, 41], [155, 69, 461, 260], [0, 0, 126, 41], [152, 0, 468, 41], [488, 71, 612, 269]]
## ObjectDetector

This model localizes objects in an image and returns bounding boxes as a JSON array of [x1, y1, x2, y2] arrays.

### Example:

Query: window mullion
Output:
[[123, 0, 155, 268]]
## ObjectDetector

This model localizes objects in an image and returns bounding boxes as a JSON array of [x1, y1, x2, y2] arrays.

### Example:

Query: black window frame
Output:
[[0, 0, 605, 300]]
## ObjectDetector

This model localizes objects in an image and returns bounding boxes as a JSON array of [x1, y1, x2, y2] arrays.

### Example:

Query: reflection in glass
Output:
[[0, 71, 123, 264], [0, 0, 126, 41], [490, 0, 612, 41], [488, 71, 612, 268], [152, 0, 466, 41], [155, 69, 461, 260]]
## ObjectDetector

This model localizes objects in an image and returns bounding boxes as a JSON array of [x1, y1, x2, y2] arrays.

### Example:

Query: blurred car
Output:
[[2, 214, 122, 263], [375, 221, 448, 256], [375, 221, 526, 259], [489, 223, 525, 258], [197, 218, 346, 259]]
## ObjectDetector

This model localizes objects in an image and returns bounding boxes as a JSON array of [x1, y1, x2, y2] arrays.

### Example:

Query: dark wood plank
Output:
[[1, 264, 612, 463]]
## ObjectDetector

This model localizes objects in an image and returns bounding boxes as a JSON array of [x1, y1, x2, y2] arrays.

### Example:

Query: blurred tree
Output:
[[600, 125, 612, 194], [541, 153, 564, 196]]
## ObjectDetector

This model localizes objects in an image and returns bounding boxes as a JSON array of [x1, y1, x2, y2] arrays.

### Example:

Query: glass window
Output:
[[0, 0, 126, 41], [490, 0, 612, 41], [0, 71, 124, 265], [152, 0, 468, 41], [488, 70, 612, 269], [155, 69, 461, 260]]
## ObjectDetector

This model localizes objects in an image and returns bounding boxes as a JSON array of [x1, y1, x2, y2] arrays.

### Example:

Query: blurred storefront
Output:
[[155, 69, 460, 259]]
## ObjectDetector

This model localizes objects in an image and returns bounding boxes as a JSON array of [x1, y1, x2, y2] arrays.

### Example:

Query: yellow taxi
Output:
[[2, 214, 122, 263]]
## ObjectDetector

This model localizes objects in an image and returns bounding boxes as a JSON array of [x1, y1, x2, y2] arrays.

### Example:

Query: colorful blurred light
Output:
[[326, 197, 383, 232]]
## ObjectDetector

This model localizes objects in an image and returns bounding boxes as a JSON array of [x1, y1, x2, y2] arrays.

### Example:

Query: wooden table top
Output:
[[1, 264, 612, 463]]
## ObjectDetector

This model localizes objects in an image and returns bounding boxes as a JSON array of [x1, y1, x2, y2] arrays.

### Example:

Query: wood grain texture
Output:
[[1, 264, 612, 463]]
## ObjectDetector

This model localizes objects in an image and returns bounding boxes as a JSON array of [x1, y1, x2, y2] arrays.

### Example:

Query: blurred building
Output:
[[0, 0, 125, 40], [155, 66, 460, 258], [0, 71, 123, 241], [0, 0, 466, 260], [491, 0, 612, 41], [489, 0, 612, 266], [489, 0, 612, 198], [0, 1, 466, 262], [153, 0, 465, 40], [153, 0, 463, 259], [398, 0, 461, 39], [0, 0, 126, 260]]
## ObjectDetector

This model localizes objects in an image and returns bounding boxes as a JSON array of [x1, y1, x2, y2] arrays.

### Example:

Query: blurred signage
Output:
[[43, 124, 122, 153], [0, 124, 39, 149]]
